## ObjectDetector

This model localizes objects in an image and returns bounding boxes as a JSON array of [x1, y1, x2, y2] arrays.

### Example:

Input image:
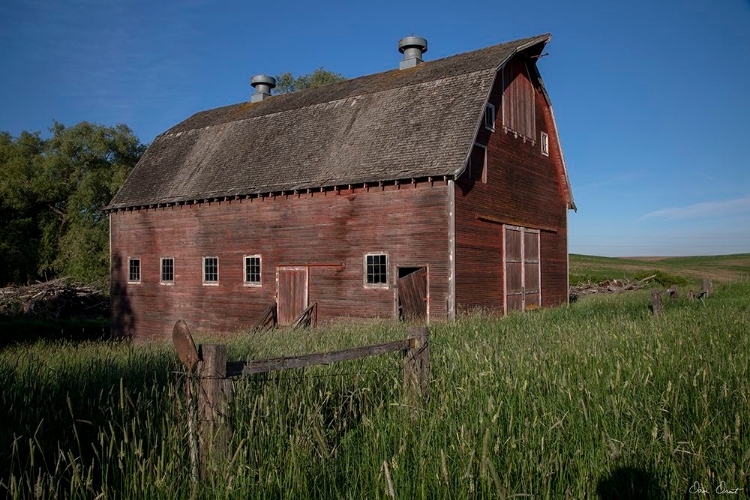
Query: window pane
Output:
[[484, 104, 495, 130], [245, 256, 261, 284], [128, 259, 140, 282], [204, 257, 218, 283], [161, 258, 174, 283], [366, 254, 387, 284]]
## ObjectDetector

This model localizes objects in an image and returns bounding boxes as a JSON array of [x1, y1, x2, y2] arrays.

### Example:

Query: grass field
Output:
[[1, 256, 748, 498], [569, 253, 750, 286]]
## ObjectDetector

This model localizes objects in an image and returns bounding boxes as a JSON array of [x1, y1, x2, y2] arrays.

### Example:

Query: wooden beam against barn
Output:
[[476, 214, 558, 233]]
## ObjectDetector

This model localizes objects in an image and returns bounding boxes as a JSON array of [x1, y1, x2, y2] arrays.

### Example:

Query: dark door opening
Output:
[[397, 267, 427, 321]]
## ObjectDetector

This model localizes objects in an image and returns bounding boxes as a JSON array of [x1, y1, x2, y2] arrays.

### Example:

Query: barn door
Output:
[[504, 226, 540, 313], [397, 267, 427, 321], [277, 266, 308, 326]]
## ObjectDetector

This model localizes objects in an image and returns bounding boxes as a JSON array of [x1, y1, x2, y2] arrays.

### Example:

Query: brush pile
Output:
[[0, 278, 109, 319], [569, 277, 645, 301]]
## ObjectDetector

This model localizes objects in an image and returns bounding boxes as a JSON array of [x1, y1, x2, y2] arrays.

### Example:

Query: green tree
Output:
[[274, 67, 345, 94], [0, 122, 145, 285]]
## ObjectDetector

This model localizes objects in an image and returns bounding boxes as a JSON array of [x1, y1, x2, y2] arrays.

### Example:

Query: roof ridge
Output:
[[163, 34, 550, 136], [158, 67, 497, 141]]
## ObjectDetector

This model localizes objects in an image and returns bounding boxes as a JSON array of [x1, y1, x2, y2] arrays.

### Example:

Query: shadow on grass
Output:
[[0, 339, 180, 495], [0, 316, 111, 348], [597, 467, 665, 499]]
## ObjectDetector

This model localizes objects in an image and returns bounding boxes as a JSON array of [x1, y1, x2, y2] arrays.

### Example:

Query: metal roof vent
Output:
[[250, 74, 276, 102], [398, 36, 428, 70]]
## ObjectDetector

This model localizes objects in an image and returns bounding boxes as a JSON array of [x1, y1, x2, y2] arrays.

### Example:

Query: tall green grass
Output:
[[2, 281, 748, 498]]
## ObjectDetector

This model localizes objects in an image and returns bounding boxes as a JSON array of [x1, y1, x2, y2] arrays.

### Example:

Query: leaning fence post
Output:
[[650, 291, 663, 316], [197, 344, 233, 475], [403, 326, 430, 403]]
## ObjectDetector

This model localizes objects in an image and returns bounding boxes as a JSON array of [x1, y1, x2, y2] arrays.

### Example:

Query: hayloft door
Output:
[[277, 266, 308, 326], [504, 226, 541, 312], [397, 267, 428, 321]]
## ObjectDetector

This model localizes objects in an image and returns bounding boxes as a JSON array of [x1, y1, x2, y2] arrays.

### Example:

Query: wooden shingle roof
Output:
[[108, 34, 552, 210]]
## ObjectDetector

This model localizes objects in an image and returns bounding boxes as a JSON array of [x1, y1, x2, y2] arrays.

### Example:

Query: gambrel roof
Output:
[[108, 34, 573, 210]]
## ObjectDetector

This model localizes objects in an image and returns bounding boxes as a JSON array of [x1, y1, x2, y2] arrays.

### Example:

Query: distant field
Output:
[[570, 253, 750, 286]]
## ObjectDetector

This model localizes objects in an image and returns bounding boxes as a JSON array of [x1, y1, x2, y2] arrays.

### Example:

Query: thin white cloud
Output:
[[639, 196, 750, 221]]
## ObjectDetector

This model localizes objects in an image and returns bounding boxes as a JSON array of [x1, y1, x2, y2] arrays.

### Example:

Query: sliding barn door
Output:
[[504, 226, 541, 313], [277, 266, 308, 326]]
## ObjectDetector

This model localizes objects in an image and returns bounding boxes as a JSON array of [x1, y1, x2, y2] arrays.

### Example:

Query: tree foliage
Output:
[[0, 122, 145, 285], [274, 67, 345, 94]]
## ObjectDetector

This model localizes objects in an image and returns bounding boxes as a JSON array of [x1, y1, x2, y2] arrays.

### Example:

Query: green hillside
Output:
[[569, 253, 750, 286]]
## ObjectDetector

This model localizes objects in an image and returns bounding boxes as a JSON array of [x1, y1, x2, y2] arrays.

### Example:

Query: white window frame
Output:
[[364, 252, 389, 288], [243, 255, 262, 287], [484, 103, 496, 131], [203, 256, 219, 285], [160, 257, 175, 285], [127, 257, 141, 284], [541, 131, 549, 156]]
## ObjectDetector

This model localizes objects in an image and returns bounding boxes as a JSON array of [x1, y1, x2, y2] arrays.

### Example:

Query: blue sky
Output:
[[1, 0, 749, 256]]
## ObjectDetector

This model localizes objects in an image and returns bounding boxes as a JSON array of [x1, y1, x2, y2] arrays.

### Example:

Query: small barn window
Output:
[[365, 253, 388, 286], [128, 258, 141, 283], [244, 255, 261, 286], [203, 256, 219, 285], [160, 258, 174, 284], [541, 131, 549, 156], [484, 103, 496, 131], [468, 143, 487, 183]]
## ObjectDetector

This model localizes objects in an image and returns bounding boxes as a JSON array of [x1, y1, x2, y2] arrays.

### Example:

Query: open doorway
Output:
[[397, 267, 427, 321]]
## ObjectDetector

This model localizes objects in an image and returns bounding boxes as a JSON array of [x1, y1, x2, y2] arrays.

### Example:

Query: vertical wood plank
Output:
[[197, 344, 233, 475], [403, 326, 430, 403], [650, 291, 663, 316]]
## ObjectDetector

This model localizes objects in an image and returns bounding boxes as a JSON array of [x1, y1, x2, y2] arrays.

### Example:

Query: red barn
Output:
[[106, 34, 575, 340]]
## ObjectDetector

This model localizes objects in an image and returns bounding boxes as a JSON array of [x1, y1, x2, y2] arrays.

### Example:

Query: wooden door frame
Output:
[[502, 225, 541, 314], [276, 266, 309, 325], [394, 264, 430, 324]]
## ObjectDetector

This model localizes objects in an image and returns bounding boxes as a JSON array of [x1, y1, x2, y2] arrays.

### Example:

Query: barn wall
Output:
[[454, 56, 569, 313], [110, 183, 451, 340]]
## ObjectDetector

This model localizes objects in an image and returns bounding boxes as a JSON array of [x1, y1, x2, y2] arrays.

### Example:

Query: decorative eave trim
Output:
[[104, 175, 454, 214]]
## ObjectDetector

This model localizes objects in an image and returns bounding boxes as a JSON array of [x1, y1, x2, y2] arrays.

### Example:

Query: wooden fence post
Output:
[[197, 344, 233, 475], [403, 326, 430, 403], [650, 291, 663, 316], [700, 279, 713, 298]]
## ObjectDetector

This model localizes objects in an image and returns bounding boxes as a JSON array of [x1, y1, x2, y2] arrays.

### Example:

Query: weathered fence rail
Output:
[[225, 338, 411, 376], [172, 320, 430, 475]]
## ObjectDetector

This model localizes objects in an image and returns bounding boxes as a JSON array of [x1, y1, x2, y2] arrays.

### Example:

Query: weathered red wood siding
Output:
[[454, 55, 569, 314], [110, 183, 451, 340]]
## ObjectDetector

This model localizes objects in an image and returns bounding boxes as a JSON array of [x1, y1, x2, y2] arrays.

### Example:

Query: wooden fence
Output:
[[172, 320, 429, 476], [650, 278, 712, 316]]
